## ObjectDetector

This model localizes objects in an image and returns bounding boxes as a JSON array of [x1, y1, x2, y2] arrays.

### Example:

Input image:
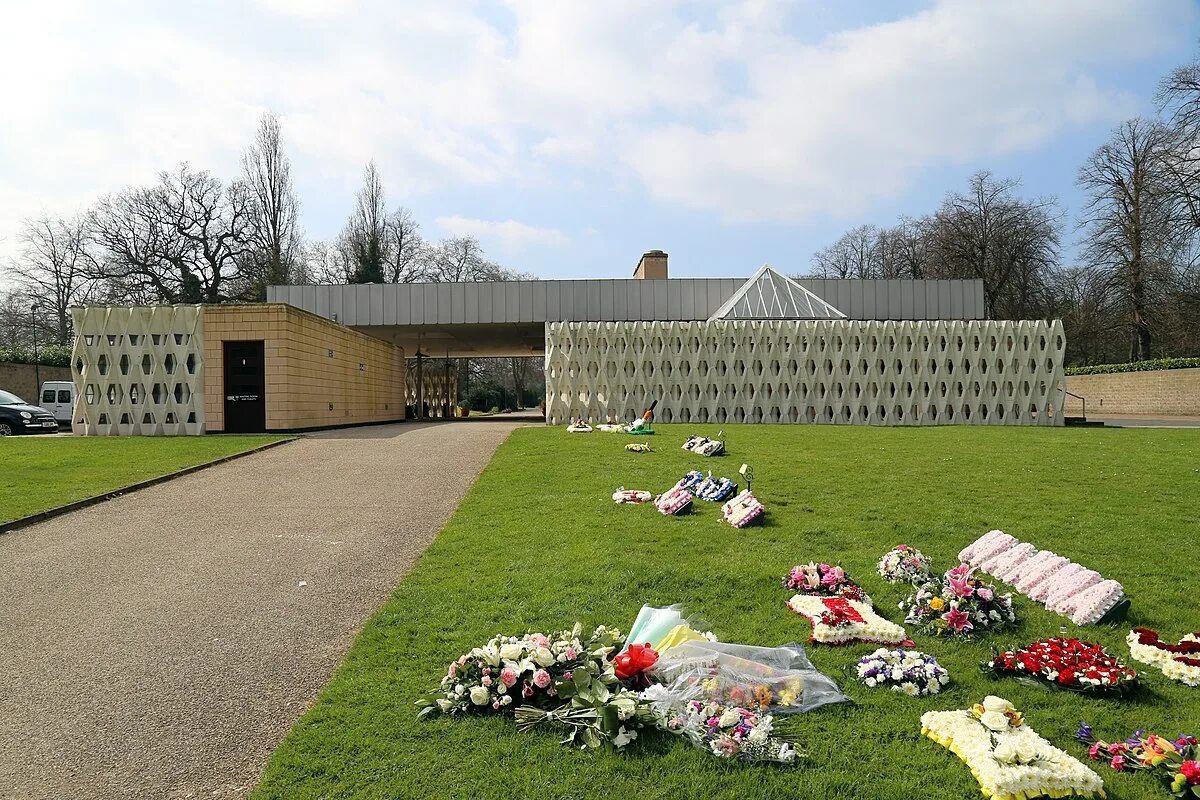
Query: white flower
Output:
[[611, 726, 637, 748], [533, 647, 555, 667], [865, 677, 877, 687], [499, 643, 523, 661], [980, 711, 1010, 732], [900, 682, 919, 696], [982, 696, 1014, 714], [993, 740, 1017, 763], [718, 708, 741, 728], [436, 699, 453, 712], [1016, 739, 1039, 763], [469, 686, 491, 706]]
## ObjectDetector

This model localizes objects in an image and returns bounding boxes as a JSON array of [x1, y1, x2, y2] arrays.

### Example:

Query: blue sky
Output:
[[1, 0, 1198, 282]]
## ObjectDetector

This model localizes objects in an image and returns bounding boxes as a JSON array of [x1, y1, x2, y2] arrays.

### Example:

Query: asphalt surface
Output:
[[0, 416, 530, 800]]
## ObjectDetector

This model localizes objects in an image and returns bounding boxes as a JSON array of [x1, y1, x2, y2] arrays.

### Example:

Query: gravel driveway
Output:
[[0, 417, 528, 800]]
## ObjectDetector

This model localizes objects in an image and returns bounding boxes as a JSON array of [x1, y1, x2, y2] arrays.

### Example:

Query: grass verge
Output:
[[253, 424, 1200, 800], [1, 434, 289, 525]]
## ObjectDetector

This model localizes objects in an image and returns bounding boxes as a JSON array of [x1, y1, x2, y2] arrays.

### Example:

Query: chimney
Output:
[[633, 250, 668, 280]]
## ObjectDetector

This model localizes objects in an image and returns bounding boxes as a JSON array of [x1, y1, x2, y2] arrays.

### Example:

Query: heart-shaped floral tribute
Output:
[[983, 637, 1137, 694]]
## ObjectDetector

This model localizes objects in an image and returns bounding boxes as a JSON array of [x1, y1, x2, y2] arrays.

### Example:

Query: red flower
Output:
[[1181, 760, 1200, 785]]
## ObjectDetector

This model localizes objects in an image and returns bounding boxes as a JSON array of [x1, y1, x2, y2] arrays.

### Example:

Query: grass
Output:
[[0, 434, 290, 524], [252, 424, 1200, 800]]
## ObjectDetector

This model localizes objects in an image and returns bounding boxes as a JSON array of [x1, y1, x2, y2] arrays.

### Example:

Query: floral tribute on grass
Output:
[[856, 648, 950, 696], [1076, 723, 1200, 797], [420, 611, 808, 764], [722, 489, 764, 527], [782, 562, 873, 605], [982, 637, 1137, 694], [786, 595, 911, 646], [921, 696, 1105, 800], [878, 544, 933, 585], [1127, 629, 1200, 687], [959, 530, 1127, 625], [654, 485, 693, 515], [612, 488, 652, 504], [902, 564, 1018, 638]]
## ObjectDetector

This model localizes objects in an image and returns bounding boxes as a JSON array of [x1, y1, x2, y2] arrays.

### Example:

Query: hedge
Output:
[[1066, 357, 1200, 376], [0, 345, 72, 368]]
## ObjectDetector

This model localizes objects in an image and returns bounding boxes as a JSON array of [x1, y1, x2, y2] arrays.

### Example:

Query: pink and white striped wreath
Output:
[[958, 530, 1124, 626]]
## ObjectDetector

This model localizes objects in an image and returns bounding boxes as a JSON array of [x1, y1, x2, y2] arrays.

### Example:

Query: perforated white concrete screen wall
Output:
[[72, 305, 205, 435], [544, 320, 1066, 426]]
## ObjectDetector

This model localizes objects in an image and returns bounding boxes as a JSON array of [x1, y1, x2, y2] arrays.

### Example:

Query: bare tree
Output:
[[342, 161, 388, 284], [810, 224, 882, 278], [89, 164, 254, 303], [427, 236, 497, 282], [385, 207, 427, 283], [9, 215, 98, 345], [241, 112, 301, 299], [1077, 119, 1187, 361]]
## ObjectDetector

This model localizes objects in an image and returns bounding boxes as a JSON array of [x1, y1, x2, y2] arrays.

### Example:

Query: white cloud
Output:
[[435, 215, 569, 252], [0, 0, 1193, 267]]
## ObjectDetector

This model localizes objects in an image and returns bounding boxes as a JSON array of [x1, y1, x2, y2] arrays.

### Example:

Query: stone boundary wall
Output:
[[1065, 367, 1200, 417], [545, 319, 1065, 426], [0, 362, 72, 402]]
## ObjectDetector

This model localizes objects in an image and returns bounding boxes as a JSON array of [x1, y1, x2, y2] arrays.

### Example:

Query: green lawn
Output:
[[0, 434, 289, 524], [253, 425, 1200, 800]]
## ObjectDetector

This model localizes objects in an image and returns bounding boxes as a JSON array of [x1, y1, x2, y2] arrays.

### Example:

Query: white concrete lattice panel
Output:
[[71, 305, 205, 435], [544, 320, 1065, 426]]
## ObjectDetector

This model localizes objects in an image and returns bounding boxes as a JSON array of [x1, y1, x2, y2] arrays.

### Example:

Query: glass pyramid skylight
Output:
[[709, 265, 846, 321]]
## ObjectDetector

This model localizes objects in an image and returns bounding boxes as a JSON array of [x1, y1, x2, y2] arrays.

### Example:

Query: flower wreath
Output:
[[922, 696, 1105, 800], [982, 637, 1137, 694], [1127, 628, 1200, 687], [782, 562, 873, 605], [877, 544, 933, 585], [786, 595, 910, 646]]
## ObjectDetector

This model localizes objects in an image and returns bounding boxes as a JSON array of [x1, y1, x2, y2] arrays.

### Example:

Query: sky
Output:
[[1, 0, 1198, 284]]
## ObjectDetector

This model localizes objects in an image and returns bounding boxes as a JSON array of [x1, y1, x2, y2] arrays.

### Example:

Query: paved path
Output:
[[1087, 414, 1200, 428], [0, 416, 530, 800]]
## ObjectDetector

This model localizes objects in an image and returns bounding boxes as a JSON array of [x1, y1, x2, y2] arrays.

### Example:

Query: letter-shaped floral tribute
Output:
[[983, 637, 1137, 694], [922, 696, 1105, 800], [1126, 629, 1200, 687]]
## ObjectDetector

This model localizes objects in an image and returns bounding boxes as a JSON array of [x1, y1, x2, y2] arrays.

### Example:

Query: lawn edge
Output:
[[0, 436, 297, 534]]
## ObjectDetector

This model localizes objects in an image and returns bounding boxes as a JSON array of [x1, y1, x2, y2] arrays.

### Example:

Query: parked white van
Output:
[[39, 381, 75, 426]]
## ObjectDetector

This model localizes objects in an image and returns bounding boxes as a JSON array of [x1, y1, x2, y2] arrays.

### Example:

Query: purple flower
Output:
[[1075, 721, 1094, 743]]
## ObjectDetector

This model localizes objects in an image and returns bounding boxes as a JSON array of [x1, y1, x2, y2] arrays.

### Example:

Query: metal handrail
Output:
[[1060, 387, 1086, 419]]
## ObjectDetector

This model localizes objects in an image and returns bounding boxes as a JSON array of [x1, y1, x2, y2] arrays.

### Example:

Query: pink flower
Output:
[[532, 669, 552, 689], [457, 655, 468, 666], [492, 701, 501, 710], [1110, 754, 1127, 771], [522, 684, 535, 698], [499, 668, 518, 688], [481, 675, 492, 687], [564, 648, 577, 661], [897, 544, 910, 551], [976, 587, 994, 601], [821, 566, 846, 588], [530, 633, 550, 648], [942, 607, 974, 633], [947, 564, 972, 580], [948, 576, 975, 599], [1088, 743, 1103, 760], [447, 663, 458, 678]]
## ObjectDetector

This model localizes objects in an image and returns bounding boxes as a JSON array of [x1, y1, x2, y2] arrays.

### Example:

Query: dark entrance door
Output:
[[223, 340, 265, 433]]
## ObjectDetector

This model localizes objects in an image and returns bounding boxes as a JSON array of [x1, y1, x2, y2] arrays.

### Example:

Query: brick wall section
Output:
[[0, 362, 72, 402], [202, 305, 405, 432], [1064, 368, 1200, 416]]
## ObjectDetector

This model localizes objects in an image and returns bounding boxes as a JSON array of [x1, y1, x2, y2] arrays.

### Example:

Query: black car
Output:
[[0, 389, 59, 435]]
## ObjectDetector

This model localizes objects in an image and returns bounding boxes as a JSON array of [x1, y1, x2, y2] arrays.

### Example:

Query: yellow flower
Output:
[[929, 597, 945, 611]]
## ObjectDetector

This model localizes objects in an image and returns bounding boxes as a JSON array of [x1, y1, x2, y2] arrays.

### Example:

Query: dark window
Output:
[[58, 390, 71, 403], [42, 390, 54, 403]]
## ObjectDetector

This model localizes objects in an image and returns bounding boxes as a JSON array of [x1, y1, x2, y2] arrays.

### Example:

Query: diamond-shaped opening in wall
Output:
[[118, 354, 130, 376], [129, 384, 143, 405], [164, 354, 176, 375], [84, 384, 97, 405], [74, 357, 84, 376], [165, 412, 177, 424], [173, 383, 191, 404], [152, 384, 167, 405], [97, 413, 109, 425], [142, 412, 155, 425], [97, 354, 109, 376], [119, 412, 131, 425], [142, 354, 154, 375], [186, 353, 196, 374], [106, 384, 123, 404]]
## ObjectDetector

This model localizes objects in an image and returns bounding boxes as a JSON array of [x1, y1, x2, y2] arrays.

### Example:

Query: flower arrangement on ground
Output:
[[901, 564, 1018, 638], [722, 489, 764, 527], [782, 562, 872, 605], [1077, 723, 1200, 797], [922, 695, 1105, 800], [655, 485, 693, 515], [856, 648, 949, 695], [612, 488, 652, 504], [1127, 629, 1200, 687], [787, 595, 910, 645], [983, 637, 1137, 694], [640, 683, 800, 764], [878, 544, 933, 585], [958, 530, 1126, 625]]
